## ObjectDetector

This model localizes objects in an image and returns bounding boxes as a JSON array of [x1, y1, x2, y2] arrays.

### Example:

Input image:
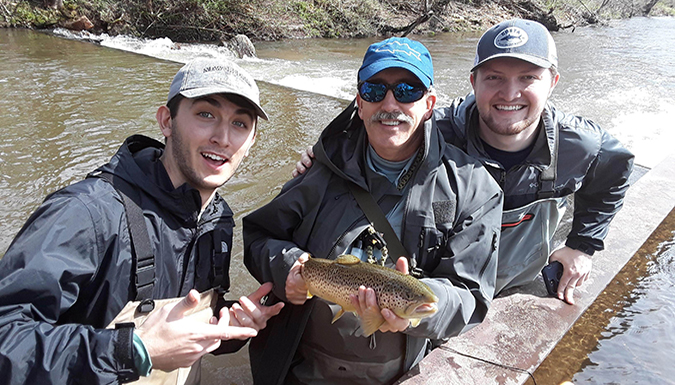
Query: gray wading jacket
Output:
[[0, 135, 241, 385], [434, 94, 634, 285], [243, 101, 503, 385]]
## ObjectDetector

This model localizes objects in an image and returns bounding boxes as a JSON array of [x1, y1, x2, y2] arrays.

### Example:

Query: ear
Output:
[[548, 72, 561, 97], [156, 105, 172, 139], [356, 93, 364, 120], [423, 93, 437, 121], [470, 72, 476, 89], [245, 129, 257, 157]]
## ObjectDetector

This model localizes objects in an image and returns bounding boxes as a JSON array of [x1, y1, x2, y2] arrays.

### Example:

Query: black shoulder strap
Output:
[[348, 182, 425, 278], [538, 118, 559, 199], [90, 171, 155, 301]]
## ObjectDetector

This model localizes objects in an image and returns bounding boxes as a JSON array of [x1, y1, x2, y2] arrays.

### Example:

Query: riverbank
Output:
[[1, 0, 674, 42]]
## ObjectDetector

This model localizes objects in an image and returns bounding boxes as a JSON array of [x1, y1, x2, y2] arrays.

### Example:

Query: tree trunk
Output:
[[643, 0, 660, 15]]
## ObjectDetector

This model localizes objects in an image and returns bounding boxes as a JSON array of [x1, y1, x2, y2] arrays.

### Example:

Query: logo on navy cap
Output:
[[494, 27, 529, 49]]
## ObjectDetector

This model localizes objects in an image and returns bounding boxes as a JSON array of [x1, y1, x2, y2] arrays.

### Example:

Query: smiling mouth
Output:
[[380, 119, 405, 126], [202, 152, 228, 165], [495, 105, 525, 111]]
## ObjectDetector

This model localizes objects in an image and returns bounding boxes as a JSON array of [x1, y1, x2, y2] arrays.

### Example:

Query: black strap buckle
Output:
[[136, 298, 155, 314]]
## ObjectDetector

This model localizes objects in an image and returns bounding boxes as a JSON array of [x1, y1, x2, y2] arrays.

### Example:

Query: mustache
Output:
[[370, 111, 414, 124]]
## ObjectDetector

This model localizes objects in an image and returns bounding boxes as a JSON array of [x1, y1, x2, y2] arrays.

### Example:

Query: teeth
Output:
[[202, 153, 226, 162], [381, 120, 401, 126], [496, 105, 524, 111]]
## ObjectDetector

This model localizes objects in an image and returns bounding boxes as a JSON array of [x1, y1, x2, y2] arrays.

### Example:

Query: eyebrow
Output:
[[191, 96, 256, 121]]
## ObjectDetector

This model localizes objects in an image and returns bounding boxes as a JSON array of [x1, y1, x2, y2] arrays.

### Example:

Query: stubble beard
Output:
[[479, 109, 540, 137], [171, 121, 230, 193]]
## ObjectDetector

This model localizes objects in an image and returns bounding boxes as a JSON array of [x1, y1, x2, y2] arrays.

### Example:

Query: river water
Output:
[[0, 16, 674, 384]]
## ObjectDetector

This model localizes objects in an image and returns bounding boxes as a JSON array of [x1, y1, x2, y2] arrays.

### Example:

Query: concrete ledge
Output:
[[396, 155, 675, 385]]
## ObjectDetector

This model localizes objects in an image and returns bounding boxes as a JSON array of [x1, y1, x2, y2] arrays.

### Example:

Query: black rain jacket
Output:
[[0, 135, 237, 384], [434, 94, 634, 256], [243, 101, 503, 384]]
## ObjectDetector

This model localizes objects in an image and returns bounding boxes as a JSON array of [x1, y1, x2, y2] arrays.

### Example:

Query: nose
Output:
[[210, 123, 230, 147], [379, 89, 400, 111], [500, 78, 522, 101]]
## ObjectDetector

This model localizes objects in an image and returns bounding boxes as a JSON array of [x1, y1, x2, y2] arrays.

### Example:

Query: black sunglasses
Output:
[[358, 81, 428, 104]]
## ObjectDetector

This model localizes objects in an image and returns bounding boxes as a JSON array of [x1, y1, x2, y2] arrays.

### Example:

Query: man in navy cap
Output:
[[434, 19, 633, 303], [244, 37, 503, 384], [295, 20, 634, 305]]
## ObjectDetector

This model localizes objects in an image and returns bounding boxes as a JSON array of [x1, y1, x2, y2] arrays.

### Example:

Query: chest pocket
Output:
[[497, 196, 567, 292], [195, 228, 232, 293], [415, 200, 456, 275]]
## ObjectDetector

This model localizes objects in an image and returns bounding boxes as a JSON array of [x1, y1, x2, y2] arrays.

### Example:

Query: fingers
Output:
[[286, 254, 309, 305], [293, 146, 315, 177], [168, 289, 200, 321], [352, 286, 379, 315], [395, 257, 409, 275], [200, 322, 258, 341], [248, 282, 274, 303], [292, 160, 305, 178], [298, 253, 310, 264], [380, 308, 410, 333]]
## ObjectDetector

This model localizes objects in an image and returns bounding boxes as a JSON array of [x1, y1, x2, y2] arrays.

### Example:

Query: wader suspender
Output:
[[348, 183, 425, 278], [91, 172, 156, 303], [538, 122, 559, 199]]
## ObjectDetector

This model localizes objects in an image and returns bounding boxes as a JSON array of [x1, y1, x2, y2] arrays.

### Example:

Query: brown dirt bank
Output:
[[1, 0, 674, 42]]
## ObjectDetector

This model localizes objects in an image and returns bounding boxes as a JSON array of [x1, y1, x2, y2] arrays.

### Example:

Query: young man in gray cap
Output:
[[296, 19, 634, 305], [244, 37, 502, 385], [0, 58, 283, 384]]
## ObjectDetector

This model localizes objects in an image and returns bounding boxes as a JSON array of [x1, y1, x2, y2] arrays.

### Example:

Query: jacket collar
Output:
[[314, 99, 443, 192], [462, 96, 557, 170], [95, 135, 232, 227]]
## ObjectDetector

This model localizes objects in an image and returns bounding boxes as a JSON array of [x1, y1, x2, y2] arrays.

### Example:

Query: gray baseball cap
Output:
[[167, 58, 268, 120], [471, 19, 558, 72]]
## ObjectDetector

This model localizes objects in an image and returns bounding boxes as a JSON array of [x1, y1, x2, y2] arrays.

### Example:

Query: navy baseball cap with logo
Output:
[[471, 19, 558, 72], [358, 37, 434, 88]]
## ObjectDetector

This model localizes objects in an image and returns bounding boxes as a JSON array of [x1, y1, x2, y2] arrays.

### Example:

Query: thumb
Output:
[[168, 289, 200, 321], [396, 257, 409, 275], [248, 282, 274, 303]]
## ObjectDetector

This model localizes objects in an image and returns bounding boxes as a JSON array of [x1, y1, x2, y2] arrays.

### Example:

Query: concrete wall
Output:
[[396, 155, 675, 385]]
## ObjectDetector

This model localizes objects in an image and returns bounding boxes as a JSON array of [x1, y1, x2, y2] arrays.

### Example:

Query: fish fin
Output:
[[359, 313, 385, 337], [336, 254, 361, 265], [306, 290, 313, 299], [409, 318, 421, 328], [331, 307, 345, 324]]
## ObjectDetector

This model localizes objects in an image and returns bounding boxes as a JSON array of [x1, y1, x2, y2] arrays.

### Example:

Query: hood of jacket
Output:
[[93, 134, 230, 226]]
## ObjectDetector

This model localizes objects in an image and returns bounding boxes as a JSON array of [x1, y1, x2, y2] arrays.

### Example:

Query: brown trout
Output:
[[301, 254, 439, 336]]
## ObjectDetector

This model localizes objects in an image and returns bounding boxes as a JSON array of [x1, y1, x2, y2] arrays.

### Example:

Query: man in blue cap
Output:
[[295, 20, 634, 306], [243, 37, 503, 384]]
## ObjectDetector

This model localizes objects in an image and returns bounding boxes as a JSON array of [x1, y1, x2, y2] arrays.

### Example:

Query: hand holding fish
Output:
[[302, 254, 438, 337], [285, 252, 311, 305], [226, 282, 285, 331], [349, 257, 412, 333]]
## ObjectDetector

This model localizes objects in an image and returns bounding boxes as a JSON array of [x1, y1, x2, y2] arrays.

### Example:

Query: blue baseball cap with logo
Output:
[[358, 37, 434, 88], [471, 19, 558, 72]]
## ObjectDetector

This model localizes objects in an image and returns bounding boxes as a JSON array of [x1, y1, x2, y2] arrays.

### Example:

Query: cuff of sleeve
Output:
[[114, 322, 140, 383], [565, 239, 597, 256], [133, 332, 153, 377]]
